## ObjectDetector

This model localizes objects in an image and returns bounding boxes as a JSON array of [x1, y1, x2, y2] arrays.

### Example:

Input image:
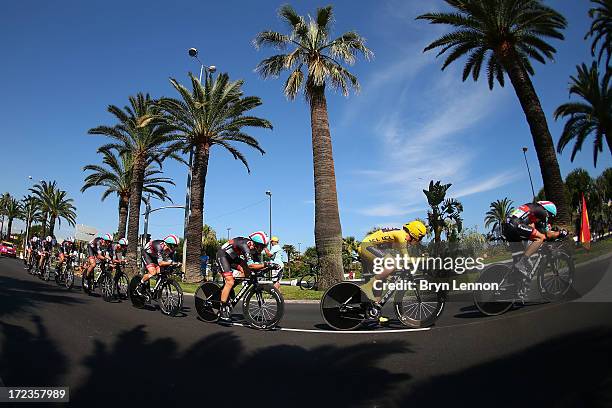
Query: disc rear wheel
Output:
[[320, 282, 369, 331], [195, 282, 222, 322]]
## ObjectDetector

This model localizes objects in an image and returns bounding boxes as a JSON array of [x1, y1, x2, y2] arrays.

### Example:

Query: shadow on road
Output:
[[0, 274, 84, 318], [382, 327, 612, 408], [0, 316, 68, 386], [69, 325, 412, 406]]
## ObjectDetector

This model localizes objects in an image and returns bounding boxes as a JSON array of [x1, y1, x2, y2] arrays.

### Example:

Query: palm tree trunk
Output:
[[126, 159, 146, 275], [308, 87, 344, 290], [6, 218, 12, 239], [503, 55, 570, 227], [117, 194, 129, 239], [41, 213, 48, 237], [49, 217, 56, 237], [185, 143, 209, 283]]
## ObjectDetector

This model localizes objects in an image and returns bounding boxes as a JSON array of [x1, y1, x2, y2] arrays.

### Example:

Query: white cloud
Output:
[[352, 65, 513, 216]]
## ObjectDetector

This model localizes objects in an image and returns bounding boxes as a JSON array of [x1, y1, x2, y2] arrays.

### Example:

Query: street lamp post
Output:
[[183, 48, 217, 272], [265, 191, 272, 242], [522, 147, 536, 202], [227, 227, 231, 241]]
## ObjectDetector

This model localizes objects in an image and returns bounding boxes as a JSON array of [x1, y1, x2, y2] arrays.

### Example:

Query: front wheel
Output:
[[159, 279, 183, 316], [394, 278, 446, 328], [320, 282, 369, 331], [101, 272, 114, 302], [473, 264, 516, 316], [243, 285, 284, 329], [82, 273, 92, 295], [194, 282, 222, 322], [64, 267, 74, 290], [115, 273, 129, 300], [538, 252, 574, 302], [299, 274, 316, 290]]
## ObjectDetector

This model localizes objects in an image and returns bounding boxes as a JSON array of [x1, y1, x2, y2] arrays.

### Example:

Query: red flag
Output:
[[580, 193, 591, 250]]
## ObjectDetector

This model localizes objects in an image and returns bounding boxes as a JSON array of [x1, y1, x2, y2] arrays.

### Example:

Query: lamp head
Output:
[[188, 48, 198, 57]]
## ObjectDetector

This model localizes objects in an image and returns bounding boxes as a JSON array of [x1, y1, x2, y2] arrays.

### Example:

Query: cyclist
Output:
[[84, 233, 112, 289], [216, 231, 276, 321], [135, 235, 180, 297], [264, 236, 284, 290], [358, 221, 427, 323], [502, 201, 567, 294], [25, 235, 40, 268], [38, 236, 54, 273], [105, 238, 128, 296], [55, 236, 75, 273]]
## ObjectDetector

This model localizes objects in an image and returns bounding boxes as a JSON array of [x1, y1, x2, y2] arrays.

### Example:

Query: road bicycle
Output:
[[194, 264, 284, 329], [81, 260, 117, 301], [473, 239, 574, 316], [298, 262, 319, 290], [128, 263, 184, 316], [55, 254, 78, 290], [39, 252, 54, 282], [108, 262, 129, 301], [26, 251, 39, 275], [320, 269, 447, 331]]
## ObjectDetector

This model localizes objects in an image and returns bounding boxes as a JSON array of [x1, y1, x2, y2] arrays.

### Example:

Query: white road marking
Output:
[[227, 322, 430, 334]]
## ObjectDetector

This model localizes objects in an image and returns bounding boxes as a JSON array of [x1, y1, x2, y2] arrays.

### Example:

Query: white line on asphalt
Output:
[[228, 322, 431, 334]]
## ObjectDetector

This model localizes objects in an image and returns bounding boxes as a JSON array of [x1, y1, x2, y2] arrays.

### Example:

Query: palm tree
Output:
[[0, 192, 11, 238], [89, 93, 177, 265], [555, 62, 611, 167], [20, 195, 40, 241], [3, 197, 20, 239], [254, 4, 373, 289], [29, 181, 54, 236], [158, 73, 272, 282], [418, 0, 571, 226], [423, 180, 463, 243], [282, 244, 296, 275], [30, 181, 77, 236], [484, 198, 515, 236], [586, 0, 612, 67], [82, 148, 174, 239]]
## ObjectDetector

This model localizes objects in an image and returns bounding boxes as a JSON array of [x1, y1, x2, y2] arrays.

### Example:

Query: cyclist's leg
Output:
[[218, 254, 235, 303]]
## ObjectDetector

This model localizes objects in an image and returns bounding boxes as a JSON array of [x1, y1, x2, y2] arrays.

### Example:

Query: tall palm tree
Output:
[[3, 197, 20, 239], [158, 73, 272, 282], [82, 148, 174, 239], [254, 4, 373, 289], [29, 181, 55, 236], [555, 62, 611, 167], [418, 0, 571, 226], [586, 0, 612, 67], [0, 192, 11, 238], [30, 181, 76, 236], [484, 198, 515, 235], [20, 195, 40, 241], [89, 93, 177, 264]]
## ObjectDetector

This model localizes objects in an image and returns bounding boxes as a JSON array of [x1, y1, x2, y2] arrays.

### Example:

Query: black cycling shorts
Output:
[[87, 246, 98, 259], [502, 221, 535, 241], [216, 249, 240, 277], [142, 251, 158, 268]]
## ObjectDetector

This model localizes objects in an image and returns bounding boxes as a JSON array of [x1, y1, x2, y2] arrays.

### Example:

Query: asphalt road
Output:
[[1, 255, 611, 407]]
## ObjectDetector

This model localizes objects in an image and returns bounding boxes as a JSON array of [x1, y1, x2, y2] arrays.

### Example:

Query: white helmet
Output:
[[46, 236, 52, 242], [32, 236, 39, 242]]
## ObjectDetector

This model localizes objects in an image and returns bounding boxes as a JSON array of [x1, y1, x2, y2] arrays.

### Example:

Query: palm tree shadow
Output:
[[0, 274, 84, 318], [71, 326, 413, 407], [0, 316, 68, 387]]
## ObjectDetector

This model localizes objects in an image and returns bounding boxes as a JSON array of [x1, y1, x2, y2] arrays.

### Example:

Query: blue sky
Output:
[[1, 0, 610, 247]]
